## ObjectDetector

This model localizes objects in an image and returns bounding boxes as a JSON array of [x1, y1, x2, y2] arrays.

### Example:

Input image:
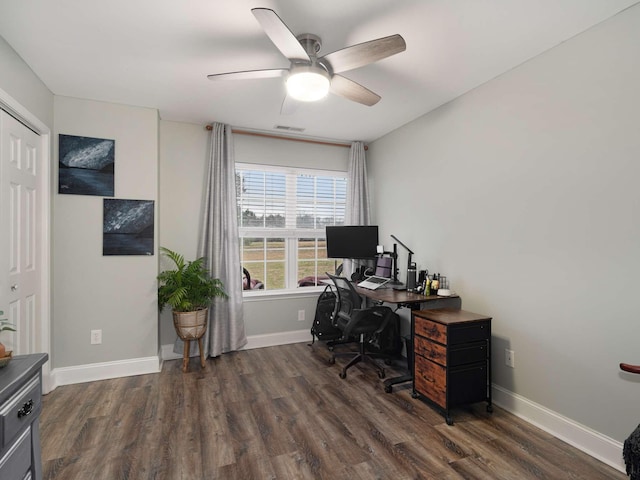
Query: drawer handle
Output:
[[421, 375, 436, 383], [18, 399, 34, 418]]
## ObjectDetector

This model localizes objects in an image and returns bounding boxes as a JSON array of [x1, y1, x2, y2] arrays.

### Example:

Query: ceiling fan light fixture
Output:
[[286, 66, 330, 102]]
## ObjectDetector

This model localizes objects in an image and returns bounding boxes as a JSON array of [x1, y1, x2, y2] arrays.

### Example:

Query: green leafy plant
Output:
[[157, 247, 227, 312], [0, 310, 16, 333]]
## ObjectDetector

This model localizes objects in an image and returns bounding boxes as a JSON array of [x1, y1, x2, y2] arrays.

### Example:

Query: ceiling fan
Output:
[[207, 8, 406, 110]]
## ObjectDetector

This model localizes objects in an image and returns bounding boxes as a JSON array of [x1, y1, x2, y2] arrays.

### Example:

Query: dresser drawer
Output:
[[449, 363, 488, 407], [449, 320, 490, 344], [414, 316, 447, 344], [414, 355, 446, 408], [449, 341, 488, 367], [414, 336, 447, 366], [0, 428, 31, 480], [0, 376, 41, 449]]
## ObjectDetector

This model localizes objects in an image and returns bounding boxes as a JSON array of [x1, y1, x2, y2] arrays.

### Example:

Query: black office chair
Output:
[[327, 273, 395, 379]]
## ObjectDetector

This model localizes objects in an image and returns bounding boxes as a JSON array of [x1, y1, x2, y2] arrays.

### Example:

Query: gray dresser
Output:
[[0, 353, 48, 480]]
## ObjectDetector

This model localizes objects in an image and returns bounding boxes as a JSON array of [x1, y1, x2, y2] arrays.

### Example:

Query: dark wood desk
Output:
[[355, 284, 461, 311], [354, 286, 462, 392], [354, 285, 435, 307]]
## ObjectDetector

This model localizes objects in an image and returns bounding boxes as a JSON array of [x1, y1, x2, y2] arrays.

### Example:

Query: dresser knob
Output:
[[18, 399, 34, 418]]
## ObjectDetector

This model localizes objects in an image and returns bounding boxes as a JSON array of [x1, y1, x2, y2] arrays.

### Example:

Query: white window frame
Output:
[[236, 163, 347, 296]]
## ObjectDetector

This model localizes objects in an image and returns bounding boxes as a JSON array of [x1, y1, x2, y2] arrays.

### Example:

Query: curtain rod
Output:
[[205, 124, 367, 150]]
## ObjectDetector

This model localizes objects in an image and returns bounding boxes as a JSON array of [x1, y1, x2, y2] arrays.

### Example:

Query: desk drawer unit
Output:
[[412, 309, 492, 425]]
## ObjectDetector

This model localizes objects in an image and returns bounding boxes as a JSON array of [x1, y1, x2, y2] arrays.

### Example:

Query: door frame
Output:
[[0, 86, 52, 392]]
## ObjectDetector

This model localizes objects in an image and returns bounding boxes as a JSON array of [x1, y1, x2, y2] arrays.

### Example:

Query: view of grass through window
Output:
[[242, 238, 340, 290], [237, 165, 346, 291]]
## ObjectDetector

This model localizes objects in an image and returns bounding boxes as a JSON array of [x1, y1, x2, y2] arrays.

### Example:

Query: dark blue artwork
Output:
[[103, 199, 154, 256], [59, 134, 115, 196]]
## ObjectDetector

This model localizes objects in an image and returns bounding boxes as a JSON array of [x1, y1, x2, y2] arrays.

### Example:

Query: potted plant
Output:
[[157, 247, 227, 371], [0, 310, 16, 366]]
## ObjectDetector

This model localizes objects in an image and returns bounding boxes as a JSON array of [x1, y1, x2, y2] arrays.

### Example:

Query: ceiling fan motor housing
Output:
[[297, 33, 322, 56], [286, 63, 331, 102]]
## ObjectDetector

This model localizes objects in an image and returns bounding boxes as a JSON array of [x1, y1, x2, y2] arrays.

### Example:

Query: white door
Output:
[[0, 110, 41, 354]]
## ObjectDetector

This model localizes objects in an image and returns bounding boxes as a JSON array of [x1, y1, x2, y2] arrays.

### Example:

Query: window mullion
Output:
[[287, 238, 297, 289], [285, 173, 297, 287], [285, 173, 296, 229]]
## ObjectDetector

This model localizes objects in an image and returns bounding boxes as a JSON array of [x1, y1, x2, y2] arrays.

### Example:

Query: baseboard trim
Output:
[[243, 329, 312, 350], [492, 384, 624, 473], [160, 329, 313, 362], [49, 356, 161, 390]]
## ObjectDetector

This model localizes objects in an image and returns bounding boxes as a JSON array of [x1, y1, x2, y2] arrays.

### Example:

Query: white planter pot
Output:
[[173, 308, 208, 340]]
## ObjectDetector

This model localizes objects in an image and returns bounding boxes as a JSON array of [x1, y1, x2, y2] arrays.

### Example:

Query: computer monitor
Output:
[[325, 225, 379, 259]]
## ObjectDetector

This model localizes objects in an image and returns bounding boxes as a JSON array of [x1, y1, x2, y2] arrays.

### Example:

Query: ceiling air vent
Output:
[[274, 125, 305, 133]]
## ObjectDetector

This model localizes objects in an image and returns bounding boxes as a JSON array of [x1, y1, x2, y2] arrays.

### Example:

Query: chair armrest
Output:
[[620, 363, 640, 374]]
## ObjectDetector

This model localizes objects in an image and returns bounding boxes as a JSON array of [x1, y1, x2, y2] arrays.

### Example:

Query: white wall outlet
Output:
[[298, 309, 305, 322], [91, 329, 102, 345], [505, 348, 515, 368]]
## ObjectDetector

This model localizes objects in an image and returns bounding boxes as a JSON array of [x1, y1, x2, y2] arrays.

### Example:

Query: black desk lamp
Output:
[[389, 234, 415, 289]]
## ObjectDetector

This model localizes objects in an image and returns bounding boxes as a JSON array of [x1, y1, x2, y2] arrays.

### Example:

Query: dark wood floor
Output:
[[39, 342, 625, 480]]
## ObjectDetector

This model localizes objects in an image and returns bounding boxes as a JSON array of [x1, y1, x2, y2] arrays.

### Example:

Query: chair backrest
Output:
[[327, 273, 361, 322]]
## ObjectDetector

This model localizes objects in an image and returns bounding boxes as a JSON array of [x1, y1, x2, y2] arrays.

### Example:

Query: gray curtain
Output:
[[199, 122, 247, 357], [344, 141, 371, 277]]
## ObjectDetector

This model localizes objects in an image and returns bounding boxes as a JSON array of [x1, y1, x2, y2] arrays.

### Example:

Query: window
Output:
[[236, 163, 347, 291]]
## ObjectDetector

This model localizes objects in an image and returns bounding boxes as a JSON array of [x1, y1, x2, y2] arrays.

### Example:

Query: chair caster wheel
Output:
[[328, 357, 335, 365], [339, 371, 346, 379], [378, 370, 386, 379], [384, 385, 392, 393], [487, 405, 493, 413], [384, 358, 393, 365]]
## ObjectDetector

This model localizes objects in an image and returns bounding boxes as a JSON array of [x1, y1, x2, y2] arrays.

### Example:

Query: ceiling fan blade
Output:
[[321, 34, 406, 73], [251, 8, 310, 62], [280, 95, 299, 115], [330, 75, 381, 106], [207, 69, 287, 81]]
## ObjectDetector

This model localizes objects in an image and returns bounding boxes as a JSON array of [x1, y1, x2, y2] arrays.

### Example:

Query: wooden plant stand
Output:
[[173, 309, 208, 372]]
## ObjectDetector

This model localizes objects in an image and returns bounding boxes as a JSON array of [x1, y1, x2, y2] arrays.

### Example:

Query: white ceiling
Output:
[[1, 0, 638, 142]]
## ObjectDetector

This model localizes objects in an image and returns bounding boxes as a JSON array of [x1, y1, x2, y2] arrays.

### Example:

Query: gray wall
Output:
[[1, 37, 163, 371], [158, 121, 349, 346], [158, 120, 209, 344], [52, 96, 159, 368], [0, 36, 53, 128], [367, 6, 640, 442]]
